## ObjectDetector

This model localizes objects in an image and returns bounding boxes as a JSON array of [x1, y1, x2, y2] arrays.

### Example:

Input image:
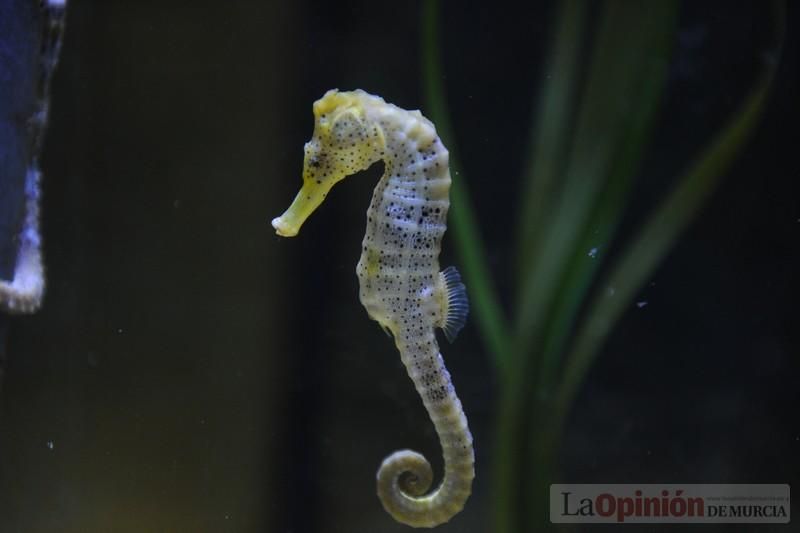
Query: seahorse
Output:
[[272, 89, 474, 528]]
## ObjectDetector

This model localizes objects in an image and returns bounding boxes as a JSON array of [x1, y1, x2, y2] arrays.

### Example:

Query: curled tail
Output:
[[376, 338, 474, 528]]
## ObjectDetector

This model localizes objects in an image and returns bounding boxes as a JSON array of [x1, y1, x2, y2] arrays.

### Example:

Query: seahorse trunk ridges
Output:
[[272, 89, 474, 527]]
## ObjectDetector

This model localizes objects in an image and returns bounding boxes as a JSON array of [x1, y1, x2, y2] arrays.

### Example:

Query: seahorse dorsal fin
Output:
[[440, 266, 469, 343]]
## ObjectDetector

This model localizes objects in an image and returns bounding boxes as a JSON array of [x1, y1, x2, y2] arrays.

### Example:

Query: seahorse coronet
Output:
[[273, 89, 474, 528]]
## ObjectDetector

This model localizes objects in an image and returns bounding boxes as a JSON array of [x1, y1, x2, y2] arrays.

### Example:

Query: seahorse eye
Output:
[[329, 109, 364, 147], [303, 141, 326, 176]]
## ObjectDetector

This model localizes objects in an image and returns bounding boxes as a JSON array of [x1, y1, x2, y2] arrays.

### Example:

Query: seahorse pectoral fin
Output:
[[271, 180, 333, 237], [440, 266, 469, 343]]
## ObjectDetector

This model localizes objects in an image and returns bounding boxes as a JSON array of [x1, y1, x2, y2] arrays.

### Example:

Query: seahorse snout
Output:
[[271, 216, 299, 237], [272, 180, 331, 238]]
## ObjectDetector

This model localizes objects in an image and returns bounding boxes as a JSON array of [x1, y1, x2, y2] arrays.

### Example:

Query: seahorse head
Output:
[[272, 89, 386, 237]]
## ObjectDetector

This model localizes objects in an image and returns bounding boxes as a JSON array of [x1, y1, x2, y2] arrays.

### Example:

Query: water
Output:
[[0, 1, 797, 532]]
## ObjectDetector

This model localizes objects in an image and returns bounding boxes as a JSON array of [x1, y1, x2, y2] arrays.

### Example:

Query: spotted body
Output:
[[272, 89, 473, 528]]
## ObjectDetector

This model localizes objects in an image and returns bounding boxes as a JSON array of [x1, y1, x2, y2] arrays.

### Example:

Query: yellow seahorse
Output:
[[272, 89, 474, 528]]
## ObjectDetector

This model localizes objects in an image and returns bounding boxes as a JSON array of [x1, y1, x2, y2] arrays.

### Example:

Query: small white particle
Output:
[[636, 301, 648, 308], [46, 440, 54, 450], [606, 286, 615, 297], [588, 247, 598, 258]]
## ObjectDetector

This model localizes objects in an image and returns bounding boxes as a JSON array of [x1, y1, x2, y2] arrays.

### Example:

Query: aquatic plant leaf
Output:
[[421, 0, 511, 365], [513, 2, 680, 530], [513, 0, 679, 363], [535, 0, 678, 398], [554, 1, 786, 426], [514, 0, 586, 290]]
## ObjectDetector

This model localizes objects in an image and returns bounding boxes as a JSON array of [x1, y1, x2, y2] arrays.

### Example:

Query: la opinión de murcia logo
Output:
[[550, 484, 790, 524]]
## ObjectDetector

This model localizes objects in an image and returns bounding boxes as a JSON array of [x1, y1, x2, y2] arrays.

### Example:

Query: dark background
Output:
[[0, 1, 797, 532]]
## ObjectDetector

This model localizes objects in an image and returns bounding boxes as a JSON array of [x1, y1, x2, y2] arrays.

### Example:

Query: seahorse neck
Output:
[[364, 106, 449, 188]]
